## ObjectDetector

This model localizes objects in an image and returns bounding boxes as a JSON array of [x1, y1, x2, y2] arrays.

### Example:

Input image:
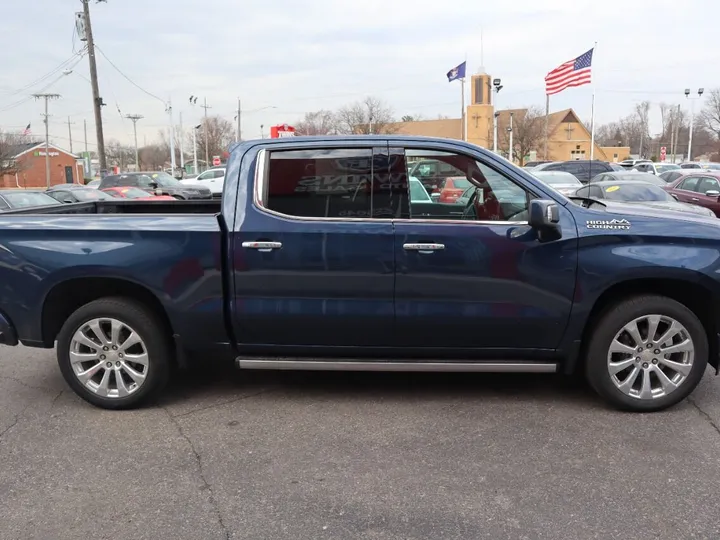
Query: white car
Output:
[[180, 167, 225, 197]]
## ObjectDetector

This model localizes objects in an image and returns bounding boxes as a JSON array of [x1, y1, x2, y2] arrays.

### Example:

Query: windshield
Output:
[[3, 192, 61, 207], [114, 187, 153, 199], [409, 178, 431, 202], [73, 189, 114, 201], [445, 178, 472, 190], [602, 184, 672, 202], [655, 164, 680, 173], [145, 171, 181, 187]]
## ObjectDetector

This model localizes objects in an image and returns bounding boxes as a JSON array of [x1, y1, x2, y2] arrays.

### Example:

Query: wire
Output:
[[94, 45, 166, 105], [0, 50, 86, 99]]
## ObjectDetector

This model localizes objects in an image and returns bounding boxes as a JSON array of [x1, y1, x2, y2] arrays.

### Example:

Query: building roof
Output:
[[10, 142, 78, 159], [391, 118, 462, 139]]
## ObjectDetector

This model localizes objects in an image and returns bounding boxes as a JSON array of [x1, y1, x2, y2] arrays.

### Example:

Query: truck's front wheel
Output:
[[585, 295, 708, 412], [56, 297, 171, 409]]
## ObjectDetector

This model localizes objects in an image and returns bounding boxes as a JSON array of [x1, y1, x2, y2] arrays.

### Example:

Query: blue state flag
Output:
[[447, 61, 466, 82]]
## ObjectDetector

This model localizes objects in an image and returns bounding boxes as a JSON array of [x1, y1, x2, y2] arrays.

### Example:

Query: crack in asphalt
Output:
[[688, 398, 720, 437], [0, 415, 19, 441], [171, 387, 278, 419], [163, 406, 231, 540]]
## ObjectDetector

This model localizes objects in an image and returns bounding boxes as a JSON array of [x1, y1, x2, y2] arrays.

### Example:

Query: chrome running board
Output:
[[236, 358, 557, 373]]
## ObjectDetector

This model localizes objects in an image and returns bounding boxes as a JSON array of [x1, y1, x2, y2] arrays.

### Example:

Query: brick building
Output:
[[1, 142, 83, 189]]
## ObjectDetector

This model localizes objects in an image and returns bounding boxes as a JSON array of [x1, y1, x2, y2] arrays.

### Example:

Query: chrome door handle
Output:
[[403, 243, 445, 254], [242, 241, 282, 252], [692, 198, 700, 201]]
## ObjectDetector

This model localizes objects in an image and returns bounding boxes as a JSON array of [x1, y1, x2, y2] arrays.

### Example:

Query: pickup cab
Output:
[[1, 136, 719, 412]]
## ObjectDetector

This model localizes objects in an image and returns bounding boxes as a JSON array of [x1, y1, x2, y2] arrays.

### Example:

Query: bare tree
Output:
[[401, 114, 425, 122], [635, 101, 651, 158], [499, 106, 545, 166], [295, 110, 338, 136], [138, 144, 167, 171], [701, 88, 720, 139], [105, 139, 135, 171], [335, 97, 397, 134], [0, 130, 33, 177], [194, 115, 234, 163]]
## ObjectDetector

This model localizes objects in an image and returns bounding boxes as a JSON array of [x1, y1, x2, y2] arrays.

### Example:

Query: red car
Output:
[[102, 187, 175, 201], [435, 177, 474, 203], [664, 171, 720, 216]]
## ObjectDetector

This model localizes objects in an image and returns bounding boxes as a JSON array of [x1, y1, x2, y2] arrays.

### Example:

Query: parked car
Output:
[[99, 171, 212, 200], [408, 158, 465, 192], [180, 166, 225, 198], [85, 179, 101, 189], [102, 187, 176, 201], [1, 135, 720, 414], [659, 170, 686, 184], [619, 159, 652, 169], [434, 177, 473, 203], [531, 170, 582, 196], [571, 181, 716, 218], [609, 163, 626, 171], [590, 171, 667, 186], [700, 163, 720, 171], [0, 190, 62, 211], [523, 160, 552, 169], [532, 160, 615, 183], [664, 171, 720, 217], [46, 185, 115, 203], [680, 162, 703, 169], [633, 162, 681, 175]]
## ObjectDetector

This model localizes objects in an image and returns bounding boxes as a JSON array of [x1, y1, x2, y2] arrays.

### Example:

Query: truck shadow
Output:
[[161, 361, 605, 410]]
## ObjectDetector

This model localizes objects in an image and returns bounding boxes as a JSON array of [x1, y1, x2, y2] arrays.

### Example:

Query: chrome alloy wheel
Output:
[[607, 314, 694, 400], [69, 318, 150, 398]]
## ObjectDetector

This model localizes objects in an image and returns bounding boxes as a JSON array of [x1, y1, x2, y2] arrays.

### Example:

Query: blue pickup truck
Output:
[[0, 136, 718, 412]]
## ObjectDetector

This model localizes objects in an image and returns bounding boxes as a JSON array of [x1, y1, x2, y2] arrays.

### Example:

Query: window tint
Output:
[[264, 148, 405, 219], [697, 177, 720, 194], [679, 177, 700, 191], [588, 185, 604, 198], [404, 149, 531, 222], [574, 186, 590, 198]]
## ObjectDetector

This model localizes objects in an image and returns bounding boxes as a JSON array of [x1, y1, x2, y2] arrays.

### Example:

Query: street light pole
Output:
[[685, 88, 704, 162], [193, 125, 200, 175], [508, 112, 514, 163], [126, 114, 144, 171], [236, 98, 241, 142]]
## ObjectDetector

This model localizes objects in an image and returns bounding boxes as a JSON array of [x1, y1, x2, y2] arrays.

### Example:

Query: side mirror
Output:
[[706, 190, 720, 197], [528, 200, 561, 241], [63, 197, 74, 204], [149, 181, 158, 189], [430, 193, 441, 201]]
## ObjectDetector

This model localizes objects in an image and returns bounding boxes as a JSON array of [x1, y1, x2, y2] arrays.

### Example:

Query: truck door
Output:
[[392, 143, 578, 351], [231, 144, 397, 350]]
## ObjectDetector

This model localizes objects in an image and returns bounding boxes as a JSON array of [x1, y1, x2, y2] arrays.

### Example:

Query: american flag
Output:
[[545, 48, 593, 95], [22, 123, 31, 136]]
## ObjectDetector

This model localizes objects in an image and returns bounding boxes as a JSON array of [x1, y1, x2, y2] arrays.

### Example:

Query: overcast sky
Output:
[[0, 0, 715, 152]]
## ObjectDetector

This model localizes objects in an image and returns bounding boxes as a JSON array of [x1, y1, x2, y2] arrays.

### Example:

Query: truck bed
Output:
[[1, 199, 222, 215]]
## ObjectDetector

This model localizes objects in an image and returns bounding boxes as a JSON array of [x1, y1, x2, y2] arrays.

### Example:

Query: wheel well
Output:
[[577, 278, 719, 372], [41, 278, 173, 347]]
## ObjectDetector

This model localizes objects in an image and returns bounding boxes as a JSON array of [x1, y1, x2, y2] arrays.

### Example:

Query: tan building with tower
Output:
[[394, 69, 630, 164]]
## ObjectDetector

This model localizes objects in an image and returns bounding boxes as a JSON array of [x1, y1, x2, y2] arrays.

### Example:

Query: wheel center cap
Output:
[[640, 349, 655, 363]]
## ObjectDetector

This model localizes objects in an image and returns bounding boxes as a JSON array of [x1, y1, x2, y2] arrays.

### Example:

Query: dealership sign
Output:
[[34, 150, 60, 157]]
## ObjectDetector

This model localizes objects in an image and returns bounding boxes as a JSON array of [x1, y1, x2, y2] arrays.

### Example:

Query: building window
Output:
[[474, 79, 484, 105], [570, 150, 586, 161]]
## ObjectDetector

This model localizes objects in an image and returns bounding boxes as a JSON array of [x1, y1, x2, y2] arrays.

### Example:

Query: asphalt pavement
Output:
[[1, 346, 720, 540]]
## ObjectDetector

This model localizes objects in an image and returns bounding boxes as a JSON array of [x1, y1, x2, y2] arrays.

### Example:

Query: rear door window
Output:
[[262, 147, 405, 219], [679, 177, 701, 192]]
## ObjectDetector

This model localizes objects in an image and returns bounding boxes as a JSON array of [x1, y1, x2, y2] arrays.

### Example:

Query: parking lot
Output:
[[1, 346, 720, 540]]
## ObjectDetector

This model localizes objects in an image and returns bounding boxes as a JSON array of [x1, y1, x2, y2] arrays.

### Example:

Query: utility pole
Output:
[[201, 97, 211, 169], [685, 88, 704, 162], [84, 119, 88, 152], [508, 112, 514, 163], [193, 125, 200, 175], [179, 112, 185, 171], [67, 117, 75, 153], [32, 93, 60, 188], [125, 114, 144, 171], [236, 97, 241, 142], [80, 0, 107, 173], [167, 99, 176, 174]]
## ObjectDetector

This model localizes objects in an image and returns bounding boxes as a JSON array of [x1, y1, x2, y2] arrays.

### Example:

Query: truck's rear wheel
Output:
[[56, 297, 171, 409], [585, 295, 708, 412]]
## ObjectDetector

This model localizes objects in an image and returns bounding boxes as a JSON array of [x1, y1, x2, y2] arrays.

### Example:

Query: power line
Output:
[[0, 50, 85, 99], [94, 44, 166, 105]]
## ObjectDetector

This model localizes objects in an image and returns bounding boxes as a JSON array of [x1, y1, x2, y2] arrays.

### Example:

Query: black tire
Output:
[[56, 297, 172, 410], [585, 295, 708, 412]]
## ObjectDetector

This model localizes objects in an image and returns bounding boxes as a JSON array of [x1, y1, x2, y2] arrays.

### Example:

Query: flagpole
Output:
[[589, 41, 597, 160], [461, 77, 466, 141], [544, 94, 549, 160]]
